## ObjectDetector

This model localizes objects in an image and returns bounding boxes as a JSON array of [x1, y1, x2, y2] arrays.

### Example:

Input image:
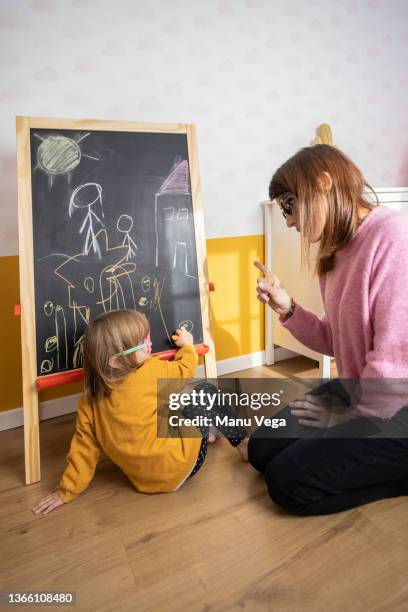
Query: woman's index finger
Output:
[[254, 261, 276, 288], [254, 260, 272, 277]]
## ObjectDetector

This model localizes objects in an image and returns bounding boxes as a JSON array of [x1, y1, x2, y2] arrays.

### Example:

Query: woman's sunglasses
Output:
[[278, 193, 296, 218]]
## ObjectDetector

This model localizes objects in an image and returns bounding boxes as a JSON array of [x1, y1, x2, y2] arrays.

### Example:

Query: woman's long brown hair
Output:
[[83, 309, 150, 403], [269, 144, 378, 275]]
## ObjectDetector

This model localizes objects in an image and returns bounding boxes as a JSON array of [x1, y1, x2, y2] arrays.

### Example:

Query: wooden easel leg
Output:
[[23, 390, 41, 485], [202, 296, 217, 380], [203, 345, 217, 380], [204, 344, 220, 440]]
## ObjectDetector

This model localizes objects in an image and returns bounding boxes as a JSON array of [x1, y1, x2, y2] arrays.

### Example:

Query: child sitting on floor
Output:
[[32, 309, 248, 515]]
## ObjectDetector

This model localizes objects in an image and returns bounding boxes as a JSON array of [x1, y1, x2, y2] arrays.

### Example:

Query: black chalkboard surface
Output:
[[29, 128, 203, 377]]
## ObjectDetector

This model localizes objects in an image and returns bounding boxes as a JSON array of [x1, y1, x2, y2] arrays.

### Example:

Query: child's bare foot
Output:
[[237, 438, 249, 462], [208, 425, 218, 444]]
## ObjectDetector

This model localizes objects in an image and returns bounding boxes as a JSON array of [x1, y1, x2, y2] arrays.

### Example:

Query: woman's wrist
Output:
[[280, 298, 296, 320]]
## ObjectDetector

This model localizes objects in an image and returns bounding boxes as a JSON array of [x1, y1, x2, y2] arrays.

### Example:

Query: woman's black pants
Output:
[[248, 380, 408, 516]]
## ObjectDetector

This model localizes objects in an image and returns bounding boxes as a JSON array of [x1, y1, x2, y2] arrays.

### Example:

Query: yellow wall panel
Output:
[[206, 235, 265, 362]]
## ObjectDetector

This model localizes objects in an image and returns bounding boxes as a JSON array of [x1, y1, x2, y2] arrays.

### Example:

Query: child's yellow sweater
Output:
[[58, 345, 201, 503]]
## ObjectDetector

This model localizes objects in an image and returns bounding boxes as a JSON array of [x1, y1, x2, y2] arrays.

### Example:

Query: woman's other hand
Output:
[[289, 393, 352, 428]]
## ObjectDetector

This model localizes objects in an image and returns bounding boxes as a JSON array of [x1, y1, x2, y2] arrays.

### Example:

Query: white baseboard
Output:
[[0, 393, 81, 432], [195, 351, 266, 378], [195, 346, 298, 378], [0, 346, 300, 432]]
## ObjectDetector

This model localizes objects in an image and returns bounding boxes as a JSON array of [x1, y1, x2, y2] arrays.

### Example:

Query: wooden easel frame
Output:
[[16, 116, 217, 485]]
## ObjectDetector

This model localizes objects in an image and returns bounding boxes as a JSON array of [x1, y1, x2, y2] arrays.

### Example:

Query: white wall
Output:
[[1, 0, 407, 256]]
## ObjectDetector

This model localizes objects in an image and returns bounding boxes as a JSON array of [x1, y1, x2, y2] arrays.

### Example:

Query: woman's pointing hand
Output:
[[254, 261, 292, 316]]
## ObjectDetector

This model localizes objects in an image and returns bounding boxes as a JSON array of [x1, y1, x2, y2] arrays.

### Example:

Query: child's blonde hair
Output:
[[83, 309, 150, 402]]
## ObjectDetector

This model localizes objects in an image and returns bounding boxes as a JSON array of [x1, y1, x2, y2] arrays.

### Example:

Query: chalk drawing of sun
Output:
[[33, 132, 100, 188]]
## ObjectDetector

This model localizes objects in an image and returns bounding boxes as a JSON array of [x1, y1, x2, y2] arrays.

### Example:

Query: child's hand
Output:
[[32, 488, 64, 515], [172, 326, 193, 347]]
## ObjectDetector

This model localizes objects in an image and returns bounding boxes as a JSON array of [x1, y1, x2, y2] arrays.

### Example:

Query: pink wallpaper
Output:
[[0, 0, 407, 254]]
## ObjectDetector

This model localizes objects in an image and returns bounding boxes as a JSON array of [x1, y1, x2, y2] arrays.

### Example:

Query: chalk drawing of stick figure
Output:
[[117, 214, 138, 261], [69, 182, 105, 259]]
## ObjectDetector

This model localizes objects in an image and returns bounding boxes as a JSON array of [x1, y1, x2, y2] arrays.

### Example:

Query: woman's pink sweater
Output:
[[280, 206, 408, 418]]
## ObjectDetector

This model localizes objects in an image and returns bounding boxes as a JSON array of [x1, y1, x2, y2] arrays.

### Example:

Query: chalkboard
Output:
[[28, 126, 204, 377]]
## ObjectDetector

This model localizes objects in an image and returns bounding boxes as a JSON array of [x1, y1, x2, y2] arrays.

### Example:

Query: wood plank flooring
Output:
[[1, 357, 407, 612]]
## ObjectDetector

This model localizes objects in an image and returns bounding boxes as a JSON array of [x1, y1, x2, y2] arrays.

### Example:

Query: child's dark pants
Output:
[[183, 382, 247, 479]]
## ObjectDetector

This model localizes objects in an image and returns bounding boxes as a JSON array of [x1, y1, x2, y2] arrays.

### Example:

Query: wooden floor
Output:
[[1, 357, 408, 612]]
